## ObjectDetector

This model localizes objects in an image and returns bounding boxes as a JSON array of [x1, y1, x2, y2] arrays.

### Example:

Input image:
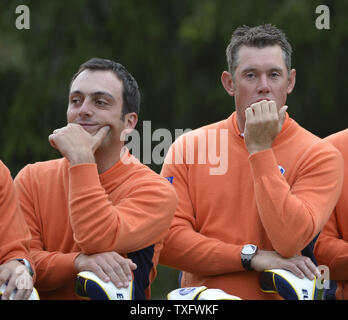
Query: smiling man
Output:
[[159, 24, 343, 299], [14, 58, 177, 299]]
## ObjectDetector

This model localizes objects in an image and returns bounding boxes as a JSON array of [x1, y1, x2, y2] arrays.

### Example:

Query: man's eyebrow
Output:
[[241, 67, 257, 74], [69, 90, 115, 101], [269, 67, 283, 73], [69, 90, 83, 96], [241, 67, 284, 73], [92, 91, 115, 101]]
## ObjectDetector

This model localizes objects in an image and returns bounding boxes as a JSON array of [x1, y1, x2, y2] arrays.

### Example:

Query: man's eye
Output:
[[246, 73, 255, 79], [96, 100, 107, 106], [71, 97, 81, 104], [271, 72, 280, 78]]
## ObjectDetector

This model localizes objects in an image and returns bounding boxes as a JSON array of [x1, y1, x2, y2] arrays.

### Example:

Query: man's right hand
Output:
[[74, 252, 137, 288], [250, 250, 320, 280]]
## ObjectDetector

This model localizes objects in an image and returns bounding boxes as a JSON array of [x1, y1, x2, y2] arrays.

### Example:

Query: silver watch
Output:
[[241, 244, 258, 271]]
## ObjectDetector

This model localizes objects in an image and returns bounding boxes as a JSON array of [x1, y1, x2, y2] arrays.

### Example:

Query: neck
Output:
[[94, 143, 124, 174], [236, 112, 246, 135]]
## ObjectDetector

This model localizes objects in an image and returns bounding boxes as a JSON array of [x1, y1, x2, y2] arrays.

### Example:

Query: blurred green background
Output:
[[0, 0, 347, 299]]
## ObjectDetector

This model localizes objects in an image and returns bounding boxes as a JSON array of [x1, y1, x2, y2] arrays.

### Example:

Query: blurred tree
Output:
[[0, 0, 347, 299]]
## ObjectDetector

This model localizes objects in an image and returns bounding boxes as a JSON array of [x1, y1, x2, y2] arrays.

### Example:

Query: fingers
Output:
[[0, 262, 33, 300], [281, 256, 320, 280], [48, 127, 65, 150], [48, 134, 57, 149], [92, 126, 111, 152], [278, 105, 288, 131], [102, 255, 134, 288], [0, 268, 11, 300], [95, 126, 111, 140], [302, 257, 320, 279], [75, 252, 137, 289], [14, 287, 33, 301], [254, 251, 320, 281], [90, 264, 111, 284], [2, 276, 16, 300], [0, 267, 10, 288], [12, 268, 33, 300]]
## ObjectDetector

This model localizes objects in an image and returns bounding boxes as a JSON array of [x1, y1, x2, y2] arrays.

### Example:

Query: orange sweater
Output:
[[314, 129, 348, 299], [14, 152, 177, 300], [160, 112, 343, 300], [0, 161, 33, 267]]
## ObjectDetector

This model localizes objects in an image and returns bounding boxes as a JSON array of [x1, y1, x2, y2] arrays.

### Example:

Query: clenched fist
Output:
[[244, 100, 288, 155]]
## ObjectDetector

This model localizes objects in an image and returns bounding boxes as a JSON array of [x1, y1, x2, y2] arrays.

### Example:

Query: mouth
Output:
[[76, 123, 101, 133], [253, 98, 271, 103]]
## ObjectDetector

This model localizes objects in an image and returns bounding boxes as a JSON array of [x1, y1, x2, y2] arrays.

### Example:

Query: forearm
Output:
[[316, 237, 348, 280], [0, 164, 32, 265], [160, 225, 244, 275], [69, 164, 177, 254], [314, 212, 348, 280], [249, 148, 343, 257], [30, 249, 79, 291]]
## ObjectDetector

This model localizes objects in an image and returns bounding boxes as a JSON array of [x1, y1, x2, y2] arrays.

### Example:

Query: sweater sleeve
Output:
[[314, 209, 348, 280], [68, 164, 177, 255], [14, 166, 79, 291], [0, 162, 33, 268], [249, 143, 344, 257], [159, 144, 244, 275]]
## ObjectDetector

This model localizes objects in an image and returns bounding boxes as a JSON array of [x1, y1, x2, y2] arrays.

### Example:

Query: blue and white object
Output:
[[260, 268, 318, 300], [167, 286, 241, 300], [0, 284, 39, 300], [75, 271, 133, 300]]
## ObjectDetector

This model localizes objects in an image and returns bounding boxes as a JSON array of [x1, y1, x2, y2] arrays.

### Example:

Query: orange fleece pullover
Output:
[[14, 152, 177, 299], [314, 129, 348, 300], [160, 112, 343, 300], [0, 161, 33, 268]]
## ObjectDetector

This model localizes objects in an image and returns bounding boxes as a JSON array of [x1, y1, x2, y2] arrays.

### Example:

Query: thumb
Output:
[[92, 126, 111, 151], [278, 105, 288, 131]]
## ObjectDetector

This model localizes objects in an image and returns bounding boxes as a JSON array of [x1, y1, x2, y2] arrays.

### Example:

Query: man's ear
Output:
[[123, 112, 138, 134], [221, 71, 235, 96], [287, 69, 296, 94]]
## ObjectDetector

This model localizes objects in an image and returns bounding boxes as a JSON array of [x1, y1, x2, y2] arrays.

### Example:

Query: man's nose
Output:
[[78, 101, 93, 117], [257, 74, 270, 94]]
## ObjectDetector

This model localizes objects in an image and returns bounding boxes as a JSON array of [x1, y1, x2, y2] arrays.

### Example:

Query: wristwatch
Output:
[[241, 244, 258, 271], [16, 258, 34, 277]]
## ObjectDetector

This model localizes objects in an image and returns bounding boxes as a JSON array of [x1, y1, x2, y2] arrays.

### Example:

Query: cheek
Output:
[[106, 119, 127, 138], [66, 109, 75, 123], [234, 85, 252, 105]]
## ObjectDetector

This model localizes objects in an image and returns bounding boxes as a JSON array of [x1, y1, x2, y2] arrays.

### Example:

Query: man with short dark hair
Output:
[[14, 57, 177, 299], [159, 25, 343, 299]]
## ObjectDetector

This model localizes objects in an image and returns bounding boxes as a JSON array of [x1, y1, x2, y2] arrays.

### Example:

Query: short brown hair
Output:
[[226, 24, 292, 78]]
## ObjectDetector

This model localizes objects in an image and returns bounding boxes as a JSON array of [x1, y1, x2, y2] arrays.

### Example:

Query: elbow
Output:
[[275, 246, 299, 258], [270, 236, 305, 258], [74, 235, 115, 255]]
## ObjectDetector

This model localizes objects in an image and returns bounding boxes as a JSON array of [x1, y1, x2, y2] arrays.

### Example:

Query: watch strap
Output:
[[16, 259, 34, 277]]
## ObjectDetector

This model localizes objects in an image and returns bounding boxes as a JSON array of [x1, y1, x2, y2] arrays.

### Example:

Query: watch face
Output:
[[243, 244, 257, 255]]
